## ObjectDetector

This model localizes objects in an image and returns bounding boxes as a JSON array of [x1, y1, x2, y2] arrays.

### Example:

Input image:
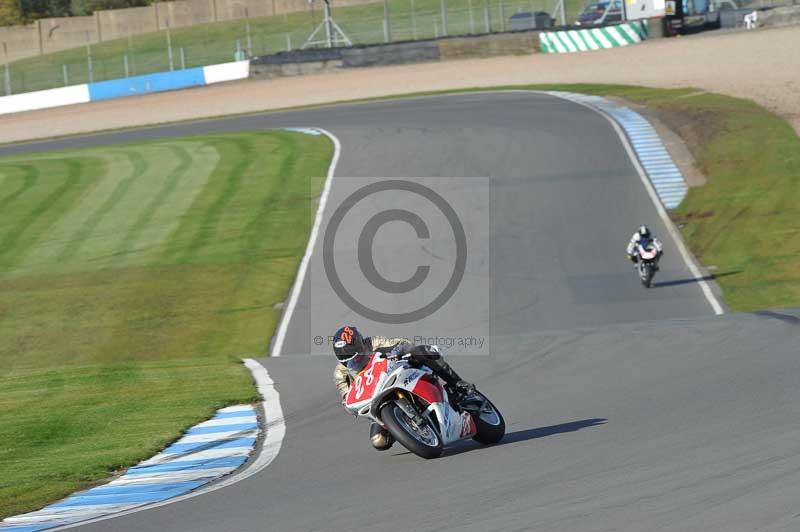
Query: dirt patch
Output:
[[438, 32, 539, 60], [0, 25, 798, 145], [609, 95, 708, 187]]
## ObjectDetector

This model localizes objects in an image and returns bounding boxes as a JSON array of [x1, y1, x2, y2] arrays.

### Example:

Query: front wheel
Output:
[[380, 402, 443, 459], [640, 262, 654, 288], [464, 392, 505, 445]]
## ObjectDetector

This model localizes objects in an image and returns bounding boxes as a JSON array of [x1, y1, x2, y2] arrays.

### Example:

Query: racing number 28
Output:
[[354, 365, 376, 400]]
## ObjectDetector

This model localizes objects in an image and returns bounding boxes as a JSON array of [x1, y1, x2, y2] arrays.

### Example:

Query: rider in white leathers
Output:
[[626, 224, 664, 267], [331, 325, 473, 451]]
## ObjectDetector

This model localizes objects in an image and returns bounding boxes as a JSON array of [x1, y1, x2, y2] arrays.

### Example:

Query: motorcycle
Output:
[[343, 350, 505, 459], [636, 242, 660, 288]]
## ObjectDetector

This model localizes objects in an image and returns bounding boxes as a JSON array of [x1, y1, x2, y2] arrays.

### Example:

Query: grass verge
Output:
[[0, 129, 333, 518]]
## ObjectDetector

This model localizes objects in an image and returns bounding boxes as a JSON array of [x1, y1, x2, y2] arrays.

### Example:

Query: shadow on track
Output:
[[653, 270, 739, 289], [499, 418, 608, 444], [396, 417, 609, 458]]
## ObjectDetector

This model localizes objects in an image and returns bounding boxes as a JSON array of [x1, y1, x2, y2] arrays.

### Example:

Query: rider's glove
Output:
[[389, 343, 413, 359]]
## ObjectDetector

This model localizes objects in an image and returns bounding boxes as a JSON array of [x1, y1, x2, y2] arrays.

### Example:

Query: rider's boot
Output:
[[370, 422, 394, 451], [426, 358, 475, 401]]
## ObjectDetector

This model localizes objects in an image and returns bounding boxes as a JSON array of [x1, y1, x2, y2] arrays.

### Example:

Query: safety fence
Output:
[[1, 0, 568, 96]]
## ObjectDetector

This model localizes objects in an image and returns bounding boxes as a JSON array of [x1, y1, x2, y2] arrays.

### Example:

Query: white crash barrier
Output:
[[203, 60, 251, 85], [0, 60, 250, 116], [0, 84, 90, 115]]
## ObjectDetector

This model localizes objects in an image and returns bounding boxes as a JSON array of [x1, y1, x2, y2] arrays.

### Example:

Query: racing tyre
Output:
[[643, 264, 654, 288], [380, 401, 443, 459], [469, 392, 505, 445]]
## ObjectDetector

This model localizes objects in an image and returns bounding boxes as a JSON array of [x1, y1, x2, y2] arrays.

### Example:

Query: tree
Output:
[[0, 0, 24, 26], [22, 0, 71, 18], [72, 0, 149, 15]]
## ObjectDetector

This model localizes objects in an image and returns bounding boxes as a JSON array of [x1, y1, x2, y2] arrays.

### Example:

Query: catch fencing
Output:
[[1, 0, 564, 95]]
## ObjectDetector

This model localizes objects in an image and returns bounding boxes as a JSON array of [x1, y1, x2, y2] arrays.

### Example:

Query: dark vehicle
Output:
[[666, 0, 739, 32], [508, 11, 554, 30], [575, 0, 624, 25]]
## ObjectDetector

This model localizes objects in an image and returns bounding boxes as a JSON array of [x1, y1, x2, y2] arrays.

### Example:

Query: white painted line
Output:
[[241, 358, 285, 475], [546, 93, 724, 315], [270, 128, 342, 357], [49, 360, 283, 530]]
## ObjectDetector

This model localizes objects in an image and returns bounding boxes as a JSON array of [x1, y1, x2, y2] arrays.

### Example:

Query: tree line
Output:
[[1, 0, 151, 26]]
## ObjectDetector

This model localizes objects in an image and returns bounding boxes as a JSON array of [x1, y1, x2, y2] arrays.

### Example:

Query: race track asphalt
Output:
[[6, 93, 798, 532]]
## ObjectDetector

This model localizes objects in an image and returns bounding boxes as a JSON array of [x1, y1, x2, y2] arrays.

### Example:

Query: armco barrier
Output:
[[0, 60, 249, 116], [539, 20, 648, 53]]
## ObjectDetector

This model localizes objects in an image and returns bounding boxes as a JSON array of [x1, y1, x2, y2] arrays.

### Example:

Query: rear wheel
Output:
[[380, 402, 443, 459], [464, 392, 505, 444]]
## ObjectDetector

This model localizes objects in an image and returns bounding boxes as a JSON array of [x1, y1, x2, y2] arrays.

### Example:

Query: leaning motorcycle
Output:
[[636, 242, 660, 288], [343, 351, 505, 459]]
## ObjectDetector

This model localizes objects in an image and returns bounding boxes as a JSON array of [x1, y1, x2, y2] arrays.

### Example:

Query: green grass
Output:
[[4, 0, 584, 94], [0, 129, 333, 518]]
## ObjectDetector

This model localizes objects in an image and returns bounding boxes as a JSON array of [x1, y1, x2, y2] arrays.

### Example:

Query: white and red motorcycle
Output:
[[636, 242, 660, 288], [343, 350, 505, 459]]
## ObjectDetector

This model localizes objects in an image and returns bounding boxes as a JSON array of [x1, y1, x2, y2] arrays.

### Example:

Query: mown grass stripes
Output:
[[0, 158, 97, 272], [178, 137, 254, 263], [0, 165, 39, 214], [56, 150, 147, 264], [0, 130, 332, 519], [113, 145, 193, 262]]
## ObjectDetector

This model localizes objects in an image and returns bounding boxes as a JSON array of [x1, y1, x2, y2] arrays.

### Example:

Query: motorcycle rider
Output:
[[332, 325, 474, 451], [626, 224, 664, 268]]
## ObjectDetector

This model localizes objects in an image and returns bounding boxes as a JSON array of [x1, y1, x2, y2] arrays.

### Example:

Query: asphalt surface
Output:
[[8, 93, 798, 531]]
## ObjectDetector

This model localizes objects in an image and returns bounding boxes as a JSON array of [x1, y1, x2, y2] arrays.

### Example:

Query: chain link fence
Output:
[[1, 0, 568, 95]]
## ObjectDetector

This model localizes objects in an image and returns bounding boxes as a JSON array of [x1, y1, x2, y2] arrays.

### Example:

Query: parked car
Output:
[[509, 11, 555, 30], [574, 0, 623, 25]]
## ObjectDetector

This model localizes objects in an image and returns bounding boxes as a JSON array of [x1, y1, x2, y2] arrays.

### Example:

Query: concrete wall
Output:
[[39, 16, 98, 55], [98, 6, 157, 41], [250, 30, 541, 80], [0, 23, 40, 62], [0, 0, 384, 65], [156, 0, 215, 29]]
